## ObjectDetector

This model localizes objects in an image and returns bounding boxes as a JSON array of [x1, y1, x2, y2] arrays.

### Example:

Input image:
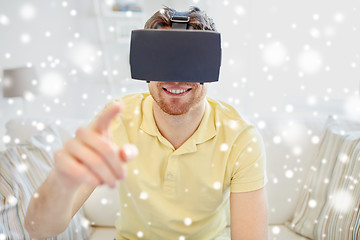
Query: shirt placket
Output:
[[163, 153, 178, 195]]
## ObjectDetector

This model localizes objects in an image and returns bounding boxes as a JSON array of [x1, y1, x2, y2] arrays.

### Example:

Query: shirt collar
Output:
[[140, 95, 216, 153]]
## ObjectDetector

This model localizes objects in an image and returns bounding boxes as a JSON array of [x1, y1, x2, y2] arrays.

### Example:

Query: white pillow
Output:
[[83, 185, 121, 227]]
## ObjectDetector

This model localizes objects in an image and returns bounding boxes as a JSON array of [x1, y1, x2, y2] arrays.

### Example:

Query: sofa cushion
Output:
[[83, 184, 121, 227], [287, 116, 360, 239], [87, 225, 310, 240], [0, 124, 92, 239], [88, 227, 117, 240], [268, 225, 311, 240]]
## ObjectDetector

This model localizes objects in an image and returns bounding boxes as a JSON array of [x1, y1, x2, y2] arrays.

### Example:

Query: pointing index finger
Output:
[[93, 103, 123, 134]]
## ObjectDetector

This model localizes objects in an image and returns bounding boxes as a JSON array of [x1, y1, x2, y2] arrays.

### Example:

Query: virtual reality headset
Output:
[[129, 11, 222, 84]]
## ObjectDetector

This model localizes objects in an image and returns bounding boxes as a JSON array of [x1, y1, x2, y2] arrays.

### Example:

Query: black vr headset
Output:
[[129, 10, 222, 84]]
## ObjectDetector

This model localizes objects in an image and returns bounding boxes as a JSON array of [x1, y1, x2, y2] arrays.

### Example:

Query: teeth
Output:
[[167, 89, 187, 94]]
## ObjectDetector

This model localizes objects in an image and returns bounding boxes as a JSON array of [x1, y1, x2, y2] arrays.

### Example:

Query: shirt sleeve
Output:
[[230, 125, 268, 193]]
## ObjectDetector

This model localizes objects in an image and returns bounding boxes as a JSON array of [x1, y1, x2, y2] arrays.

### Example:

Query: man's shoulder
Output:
[[206, 97, 248, 123], [207, 98, 261, 148], [111, 92, 150, 114]]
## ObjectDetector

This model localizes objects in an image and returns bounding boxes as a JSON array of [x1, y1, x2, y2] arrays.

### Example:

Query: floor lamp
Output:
[[2, 66, 39, 116]]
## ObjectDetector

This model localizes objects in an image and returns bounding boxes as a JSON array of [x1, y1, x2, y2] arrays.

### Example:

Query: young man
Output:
[[25, 7, 268, 240]]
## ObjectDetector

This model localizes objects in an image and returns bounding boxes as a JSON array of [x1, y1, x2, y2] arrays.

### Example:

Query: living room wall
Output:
[[0, 0, 359, 126]]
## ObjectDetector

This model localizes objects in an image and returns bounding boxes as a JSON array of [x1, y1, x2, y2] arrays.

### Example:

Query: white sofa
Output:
[[0, 114, 337, 239]]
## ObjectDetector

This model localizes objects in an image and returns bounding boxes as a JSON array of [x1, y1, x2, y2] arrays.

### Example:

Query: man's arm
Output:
[[230, 188, 268, 240], [24, 172, 96, 238], [25, 104, 137, 239]]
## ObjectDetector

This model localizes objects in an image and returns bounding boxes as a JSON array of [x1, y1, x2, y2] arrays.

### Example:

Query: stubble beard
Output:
[[152, 84, 206, 116], [156, 98, 192, 115]]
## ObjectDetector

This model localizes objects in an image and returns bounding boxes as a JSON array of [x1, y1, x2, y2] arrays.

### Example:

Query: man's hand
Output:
[[53, 104, 138, 189]]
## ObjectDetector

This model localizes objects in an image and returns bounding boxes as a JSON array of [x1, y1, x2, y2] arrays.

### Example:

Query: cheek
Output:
[[148, 83, 158, 94], [198, 86, 207, 97]]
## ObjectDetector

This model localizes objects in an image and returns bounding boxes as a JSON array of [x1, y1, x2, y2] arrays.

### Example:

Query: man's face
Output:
[[148, 81, 207, 115]]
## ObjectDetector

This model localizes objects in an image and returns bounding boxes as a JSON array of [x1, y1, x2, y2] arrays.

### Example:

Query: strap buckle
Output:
[[171, 11, 190, 29], [171, 15, 190, 23]]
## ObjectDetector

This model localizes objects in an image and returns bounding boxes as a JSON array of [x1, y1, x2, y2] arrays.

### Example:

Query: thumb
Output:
[[119, 144, 138, 163]]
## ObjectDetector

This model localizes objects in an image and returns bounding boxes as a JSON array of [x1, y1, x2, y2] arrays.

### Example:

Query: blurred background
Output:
[[0, 0, 359, 140]]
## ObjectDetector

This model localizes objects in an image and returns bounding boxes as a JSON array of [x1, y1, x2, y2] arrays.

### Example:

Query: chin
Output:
[[161, 106, 190, 115]]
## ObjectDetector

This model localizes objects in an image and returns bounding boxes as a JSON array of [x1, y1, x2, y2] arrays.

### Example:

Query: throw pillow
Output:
[[287, 116, 360, 239], [0, 124, 92, 240]]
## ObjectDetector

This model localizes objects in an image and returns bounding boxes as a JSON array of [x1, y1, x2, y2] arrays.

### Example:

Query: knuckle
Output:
[[91, 159, 104, 170], [91, 178, 101, 186], [54, 149, 66, 164], [75, 127, 86, 138], [100, 143, 114, 159], [54, 149, 62, 160], [117, 164, 127, 179], [78, 171, 99, 185], [91, 161, 112, 179], [64, 138, 75, 150]]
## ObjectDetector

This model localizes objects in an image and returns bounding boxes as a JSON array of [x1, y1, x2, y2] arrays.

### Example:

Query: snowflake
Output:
[[273, 136, 281, 144], [272, 178, 278, 184], [262, 42, 288, 67], [17, 163, 28, 173], [285, 104, 294, 113], [313, 14, 320, 21], [184, 218, 192, 226], [2, 135, 11, 144], [331, 190, 353, 213], [39, 72, 65, 96], [70, 9, 77, 16], [20, 4, 36, 20], [46, 134, 55, 143], [139, 192, 148, 200], [101, 198, 108, 205], [137, 231, 144, 238], [292, 146, 302, 156], [213, 182, 221, 190], [311, 136, 320, 144], [308, 199, 317, 208], [220, 143, 229, 152], [285, 170, 294, 178], [257, 121, 266, 129], [20, 33, 31, 44], [272, 226, 280, 235], [339, 153, 349, 163], [0, 233, 6, 240], [334, 13, 345, 23], [0, 15, 9, 25], [298, 49, 323, 74], [81, 218, 90, 229], [7, 195, 18, 206], [234, 5, 246, 16]]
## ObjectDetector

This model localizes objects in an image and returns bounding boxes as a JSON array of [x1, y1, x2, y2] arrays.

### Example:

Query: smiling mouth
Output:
[[163, 88, 192, 94]]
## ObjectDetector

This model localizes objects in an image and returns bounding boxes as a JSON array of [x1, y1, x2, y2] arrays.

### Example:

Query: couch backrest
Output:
[[257, 115, 328, 224]]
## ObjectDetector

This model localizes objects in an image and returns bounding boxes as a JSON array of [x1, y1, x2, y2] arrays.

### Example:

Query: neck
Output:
[[153, 100, 206, 149]]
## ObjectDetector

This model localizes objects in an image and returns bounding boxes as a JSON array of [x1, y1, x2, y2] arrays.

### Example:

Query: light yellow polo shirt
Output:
[[108, 93, 267, 240]]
